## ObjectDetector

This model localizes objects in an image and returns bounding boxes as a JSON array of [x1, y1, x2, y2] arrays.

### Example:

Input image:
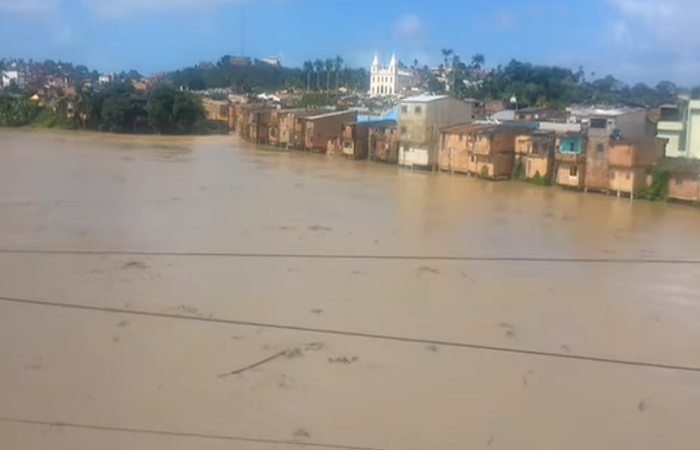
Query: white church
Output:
[[369, 54, 419, 97]]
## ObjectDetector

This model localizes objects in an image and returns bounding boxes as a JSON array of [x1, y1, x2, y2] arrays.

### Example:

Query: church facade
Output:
[[369, 54, 419, 97]]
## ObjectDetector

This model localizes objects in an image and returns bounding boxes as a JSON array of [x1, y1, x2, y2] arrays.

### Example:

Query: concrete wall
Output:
[[609, 168, 648, 194], [440, 131, 474, 173], [556, 162, 585, 188], [369, 126, 399, 163], [398, 98, 472, 168], [668, 175, 700, 202], [524, 155, 551, 180], [304, 111, 357, 152], [614, 110, 648, 138]]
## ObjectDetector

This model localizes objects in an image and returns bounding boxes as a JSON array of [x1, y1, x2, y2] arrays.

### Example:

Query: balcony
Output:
[[658, 121, 684, 132], [555, 152, 585, 164]]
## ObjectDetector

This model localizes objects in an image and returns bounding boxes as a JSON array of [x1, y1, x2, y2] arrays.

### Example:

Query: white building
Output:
[[1, 70, 27, 89], [370, 54, 419, 97], [98, 74, 115, 85]]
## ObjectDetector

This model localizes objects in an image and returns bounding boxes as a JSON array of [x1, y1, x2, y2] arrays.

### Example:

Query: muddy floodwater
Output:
[[2, 129, 700, 449]]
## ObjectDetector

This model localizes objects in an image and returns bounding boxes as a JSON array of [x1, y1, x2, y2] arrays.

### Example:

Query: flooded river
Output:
[[1, 130, 700, 449]]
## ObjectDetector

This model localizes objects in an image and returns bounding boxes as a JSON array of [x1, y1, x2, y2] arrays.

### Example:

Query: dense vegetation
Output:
[[427, 49, 692, 108], [0, 81, 206, 134], [170, 55, 369, 94]]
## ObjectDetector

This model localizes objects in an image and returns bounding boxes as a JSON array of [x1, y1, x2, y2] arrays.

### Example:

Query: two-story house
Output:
[[657, 100, 700, 159], [398, 95, 473, 170]]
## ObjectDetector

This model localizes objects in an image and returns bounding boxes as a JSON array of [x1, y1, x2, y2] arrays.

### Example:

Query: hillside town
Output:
[[198, 54, 699, 205], [2, 53, 700, 204]]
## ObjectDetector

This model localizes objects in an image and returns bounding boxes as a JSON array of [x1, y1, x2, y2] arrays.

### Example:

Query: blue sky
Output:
[[0, 0, 698, 85]]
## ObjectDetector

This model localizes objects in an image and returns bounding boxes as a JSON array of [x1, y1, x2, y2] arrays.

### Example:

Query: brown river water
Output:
[[1, 129, 700, 449]]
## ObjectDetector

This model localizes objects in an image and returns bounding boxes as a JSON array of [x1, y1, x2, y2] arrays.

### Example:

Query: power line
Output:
[[0, 417, 393, 450], [0, 249, 697, 264], [2, 295, 700, 374]]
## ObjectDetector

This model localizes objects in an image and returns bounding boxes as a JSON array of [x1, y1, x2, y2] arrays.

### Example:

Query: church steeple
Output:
[[389, 54, 398, 72], [371, 54, 380, 72]]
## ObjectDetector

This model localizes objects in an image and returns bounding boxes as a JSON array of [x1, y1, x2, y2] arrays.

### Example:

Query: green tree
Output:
[[314, 59, 324, 91], [325, 58, 333, 91], [147, 85, 204, 135], [334, 56, 344, 90], [303, 60, 313, 91]]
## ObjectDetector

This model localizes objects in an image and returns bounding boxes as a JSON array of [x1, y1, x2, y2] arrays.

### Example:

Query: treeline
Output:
[[426, 50, 697, 108], [0, 83, 209, 135], [170, 55, 369, 93]]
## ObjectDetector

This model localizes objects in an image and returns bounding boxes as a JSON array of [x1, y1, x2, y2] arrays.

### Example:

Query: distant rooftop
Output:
[[567, 106, 643, 117], [401, 94, 449, 103]]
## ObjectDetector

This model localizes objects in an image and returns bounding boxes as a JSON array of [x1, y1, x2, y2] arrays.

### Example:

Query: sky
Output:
[[0, 0, 698, 86]]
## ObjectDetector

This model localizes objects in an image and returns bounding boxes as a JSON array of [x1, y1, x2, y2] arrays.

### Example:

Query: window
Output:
[[414, 106, 422, 114], [470, 155, 476, 163], [569, 165, 578, 177], [569, 142, 575, 153], [401, 106, 408, 113], [625, 171, 631, 180], [220, 105, 228, 117], [400, 126, 407, 134], [459, 134, 463, 141], [590, 118, 607, 129], [596, 143, 605, 154]]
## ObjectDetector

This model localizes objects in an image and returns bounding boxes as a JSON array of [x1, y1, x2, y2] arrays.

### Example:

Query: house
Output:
[[296, 110, 357, 153], [666, 159, 700, 203], [514, 106, 564, 122], [440, 124, 524, 179], [577, 107, 650, 193], [1, 70, 27, 90], [203, 99, 230, 123], [269, 109, 322, 148], [514, 130, 557, 182], [657, 100, 700, 159], [368, 121, 399, 163], [554, 133, 587, 189], [237, 104, 274, 144], [98, 74, 115, 85], [439, 124, 492, 174], [336, 122, 368, 159], [607, 137, 666, 198], [369, 54, 420, 97], [398, 95, 473, 170]]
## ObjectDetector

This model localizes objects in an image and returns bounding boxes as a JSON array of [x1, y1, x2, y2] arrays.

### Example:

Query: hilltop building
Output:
[[369, 54, 419, 97]]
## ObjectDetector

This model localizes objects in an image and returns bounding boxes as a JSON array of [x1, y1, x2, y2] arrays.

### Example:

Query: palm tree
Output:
[[324, 58, 333, 91], [314, 59, 324, 91], [441, 48, 453, 72], [334, 56, 344, 90], [303, 60, 313, 91], [470, 53, 485, 71]]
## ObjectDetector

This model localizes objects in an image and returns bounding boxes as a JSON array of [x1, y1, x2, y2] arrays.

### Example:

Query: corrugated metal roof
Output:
[[440, 123, 493, 134], [400, 94, 449, 103]]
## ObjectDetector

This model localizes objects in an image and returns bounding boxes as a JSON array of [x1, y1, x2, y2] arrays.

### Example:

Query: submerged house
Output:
[[439, 124, 491, 174], [555, 133, 587, 189], [440, 124, 524, 180], [296, 110, 357, 153], [514, 130, 557, 182], [368, 120, 399, 163], [606, 137, 666, 198], [666, 159, 700, 203]]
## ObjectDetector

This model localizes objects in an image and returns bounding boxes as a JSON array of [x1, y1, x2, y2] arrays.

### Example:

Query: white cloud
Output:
[[0, 0, 60, 14], [394, 13, 424, 39], [608, 0, 700, 83], [80, 0, 249, 17], [0, 0, 73, 44]]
